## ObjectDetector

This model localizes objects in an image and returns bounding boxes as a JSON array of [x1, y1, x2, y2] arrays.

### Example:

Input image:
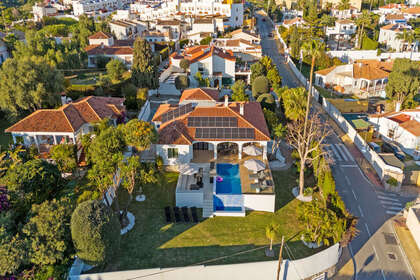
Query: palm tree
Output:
[[265, 222, 279, 251], [396, 29, 415, 57], [271, 123, 286, 155], [337, 0, 350, 10], [355, 11, 373, 49]]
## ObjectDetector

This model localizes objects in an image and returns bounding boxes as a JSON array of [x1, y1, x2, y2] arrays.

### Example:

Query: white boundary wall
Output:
[[327, 50, 420, 63], [406, 205, 420, 250], [243, 194, 275, 212], [138, 99, 151, 121], [69, 244, 340, 280]]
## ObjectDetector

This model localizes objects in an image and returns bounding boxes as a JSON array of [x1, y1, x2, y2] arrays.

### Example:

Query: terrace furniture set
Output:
[[164, 206, 199, 223]]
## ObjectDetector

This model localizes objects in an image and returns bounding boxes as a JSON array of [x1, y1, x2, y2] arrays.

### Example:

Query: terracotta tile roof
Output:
[[283, 17, 305, 26], [194, 18, 213, 24], [230, 28, 259, 39], [387, 113, 411, 124], [6, 96, 125, 133], [353, 62, 391, 80], [88, 31, 113, 39], [85, 45, 133, 55], [400, 119, 420, 136], [403, 7, 420, 14], [385, 14, 405, 20], [179, 88, 220, 103], [381, 23, 411, 32], [185, 45, 235, 63], [154, 102, 270, 144], [337, 19, 354, 24], [355, 60, 394, 72], [380, 3, 406, 9], [157, 19, 181, 26], [315, 66, 337, 76]]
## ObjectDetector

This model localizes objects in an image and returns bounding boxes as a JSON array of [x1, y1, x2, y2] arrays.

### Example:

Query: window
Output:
[[168, 148, 179, 158], [388, 128, 395, 139]]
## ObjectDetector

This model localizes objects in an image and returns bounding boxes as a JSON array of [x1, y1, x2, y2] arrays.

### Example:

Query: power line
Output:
[[284, 243, 303, 280]]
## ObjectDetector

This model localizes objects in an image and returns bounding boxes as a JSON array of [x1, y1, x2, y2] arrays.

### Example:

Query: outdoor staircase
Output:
[[202, 198, 214, 218]]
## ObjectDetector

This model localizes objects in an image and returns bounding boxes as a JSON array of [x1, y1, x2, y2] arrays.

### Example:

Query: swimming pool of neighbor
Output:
[[215, 163, 242, 194]]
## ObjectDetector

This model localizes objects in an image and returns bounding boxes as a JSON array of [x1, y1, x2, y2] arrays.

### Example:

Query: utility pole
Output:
[[276, 236, 285, 280]]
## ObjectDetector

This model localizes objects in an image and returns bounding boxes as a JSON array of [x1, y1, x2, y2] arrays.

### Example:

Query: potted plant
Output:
[[385, 176, 400, 192]]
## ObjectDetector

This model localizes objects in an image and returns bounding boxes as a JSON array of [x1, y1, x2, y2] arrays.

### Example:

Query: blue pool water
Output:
[[216, 163, 241, 194]]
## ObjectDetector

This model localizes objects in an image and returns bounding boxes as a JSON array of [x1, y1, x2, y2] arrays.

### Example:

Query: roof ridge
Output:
[[227, 102, 270, 140], [61, 104, 77, 132]]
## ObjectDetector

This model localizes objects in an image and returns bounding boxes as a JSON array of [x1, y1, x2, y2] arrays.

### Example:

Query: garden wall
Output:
[[69, 244, 341, 280], [138, 100, 151, 121], [327, 50, 420, 63]]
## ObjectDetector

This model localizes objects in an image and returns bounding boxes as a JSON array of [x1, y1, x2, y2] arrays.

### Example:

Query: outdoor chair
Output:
[[190, 184, 200, 190], [191, 207, 199, 223], [164, 206, 173, 223], [249, 173, 259, 180], [210, 176, 214, 184], [174, 207, 181, 222], [182, 207, 190, 222]]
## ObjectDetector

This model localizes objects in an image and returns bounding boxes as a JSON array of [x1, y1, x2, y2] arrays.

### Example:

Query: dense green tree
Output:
[[256, 93, 275, 110], [0, 228, 27, 276], [267, 67, 282, 90], [70, 200, 120, 265], [50, 144, 77, 173], [252, 76, 269, 98], [231, 79, 249, 101], [106, 59, 127, 81], [0, 55, 63, 119], [132, 38, 159, 89], [179, 59, 190, 72], [175, 75, 190, 92], [250, 62, 266, 85], [199, 36, 212, 45], [386, 59, 420, 110], [137, 88, 148, 108], [22, 198, 73, 266], [121, 119, 156, 151], [88, 126, 126, 164], [281, 87, 307, 121]]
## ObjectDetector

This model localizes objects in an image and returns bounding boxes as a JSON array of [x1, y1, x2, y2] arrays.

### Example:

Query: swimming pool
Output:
[[215, 163, 241, 194]]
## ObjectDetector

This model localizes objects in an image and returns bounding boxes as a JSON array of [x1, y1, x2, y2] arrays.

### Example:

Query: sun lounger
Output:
[[191, 207, 199, 223], [249, 173, 259, 180], [182, 207, 190, 222], [190, 184, 200, 190], [164, 206, 173, 223], [174, 207, 181, 222]]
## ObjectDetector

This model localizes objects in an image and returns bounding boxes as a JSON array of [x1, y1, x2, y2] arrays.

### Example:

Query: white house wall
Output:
[[406, 206, 420, 250], [176, 191, 204, 207], [156, 144, 193, 165], [243, 194, 275, 212]]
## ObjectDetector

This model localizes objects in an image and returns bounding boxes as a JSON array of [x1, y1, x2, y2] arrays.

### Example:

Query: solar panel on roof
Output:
[[194, 127, 255, 139], [187, 117, 238, 127], [160, 103, 193, 123]]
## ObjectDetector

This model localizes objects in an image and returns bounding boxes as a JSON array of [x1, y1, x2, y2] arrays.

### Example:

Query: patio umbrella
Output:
[[243, 145, 262, 156], [244, 159, 265, 172], [178, 163, 200, 175]]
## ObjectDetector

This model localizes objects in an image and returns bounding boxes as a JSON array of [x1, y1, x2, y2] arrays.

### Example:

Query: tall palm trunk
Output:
[[300, 55, 315, 197]]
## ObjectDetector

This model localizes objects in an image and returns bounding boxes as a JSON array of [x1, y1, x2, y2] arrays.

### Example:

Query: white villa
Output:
[[151, 88, 274, 217], [326, 19, 357, 41], [315, 60, 393, 97], [32, 2, 58, 21], [282, 17, 306, 29], [229, 28, 261, 45], [130, 0, 244, 28], [378, 23, 413, 52], [212, 38, 262, 61], [72, 0, 133, 16], [109, 20, 147, 40], [330, 6, 360, 19], [170, 45, 236, 87], [5, 96, 125, 155], [368, 109, 420, 159]]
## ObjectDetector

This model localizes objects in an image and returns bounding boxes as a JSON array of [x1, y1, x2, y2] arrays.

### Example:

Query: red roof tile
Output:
[[179, 88, 219, 103], [88, 31, 113, 39], [85, 45, 133, 55], [388, 113, 411, 124]]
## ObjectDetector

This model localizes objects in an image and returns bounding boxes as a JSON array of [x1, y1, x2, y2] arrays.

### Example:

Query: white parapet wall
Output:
[[176, 191, 203, 208], [327, 50, 420, 63], [69, 244, 341, 280], [406, 205, 420, 250], [243, 194, 275, 212]]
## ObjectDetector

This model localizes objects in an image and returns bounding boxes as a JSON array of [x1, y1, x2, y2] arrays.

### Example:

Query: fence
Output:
[[69, 243, 341, 280], [138, 99, 151, 121]]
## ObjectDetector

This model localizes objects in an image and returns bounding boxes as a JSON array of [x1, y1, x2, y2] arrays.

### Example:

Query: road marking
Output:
[[380, 200, 402, 206], [377, 195, 400, 202], [340, 164, 358, 167], [372, 245, 379, 261], [358, 205, 364, 217], [376, 191, 398, 197], [386, 210, 401, 215], [348, 244, 358, 280], [344, 175, 351, 186], [381, 269, 386, 280], [365, 223, 371, 236], [339, 144, 354, 161], [330, 144, 343, 161], [352, 189, 358, 200], [335, 144, 349, 161], [385, 206, 403, 211]]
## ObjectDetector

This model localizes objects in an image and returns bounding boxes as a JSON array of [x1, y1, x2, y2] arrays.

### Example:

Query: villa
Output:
[[151, 88, 275, 217], [378, 23, 413, 52], [5, 96, 125, 157]]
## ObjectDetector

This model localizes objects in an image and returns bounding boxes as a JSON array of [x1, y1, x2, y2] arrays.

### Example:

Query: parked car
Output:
[[382, 142, 405, 161], [369, 142, 380, 153]]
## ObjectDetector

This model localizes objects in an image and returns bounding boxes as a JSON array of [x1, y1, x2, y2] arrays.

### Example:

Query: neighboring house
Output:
[[151, 89, 270, 165], [315, 60, 393, 97], [330, 6, 360, 19], [72, 0, 133, 16], [326, 19, 357, 40], [170, 45, 236, 87], [191, 18, 216, 34], [186, 32, 213, 44], [322, 0, 362, 11], [130, 0, 243, 28], [378, 3, 407, 15], [402, 7, 420, 21], [85, 31, 134, 67], [156, 19, 185, 41], [282, 17, 306, 29], [5, 96, 125, 155], [0, 40, 9, 65], [229, 28, 260, 44], [368, 109, 420, 159], [32, 2, 58, 21], [406, 204, 420, 250], [380, 13, 407, 25], [143, 30, 172, 43], [212, 38, 262, 61], [109, 20, 147, 40], [378, 23, 413, 51]]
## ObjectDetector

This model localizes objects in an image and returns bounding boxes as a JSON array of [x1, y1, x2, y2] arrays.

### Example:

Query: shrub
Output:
[[156, 155, 164, 171], [256, 93, 275, 110], [137, 88, 148, 108], [180, 39, 189, 49], [50, 144, 77, 173], [361, 36, 378, 50], [77, 190, 101, 204], [70, 200, 120, 265], [252, 76, 269, 98], [96, 56, 111, 69], [179, 59, 190, 72], [106, 59, 127, 81], [122, 83, 138, 110], [386, 177, 398, 187], [175, 75, 189, 91], [303, 187, 313, 197], [200, 36, 212, 45]]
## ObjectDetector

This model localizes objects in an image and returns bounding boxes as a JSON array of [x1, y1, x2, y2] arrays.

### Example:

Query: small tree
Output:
[[231, 79, 249, 101], [256, 93, 275, 109], [265, 222, 279, 251], [179, 59, 190, 73], [250, 62, 265, 85], [200, 36, 212, 45], [137, 88, 148, 108], [252, 76, 269, 99], [106, 59, 127, 81], [122, 119, 157, 152], [70, 200, 120, 265], [132, 38, 159, 89], [175, 75, 190, 92], [50, 144, 77, 173]]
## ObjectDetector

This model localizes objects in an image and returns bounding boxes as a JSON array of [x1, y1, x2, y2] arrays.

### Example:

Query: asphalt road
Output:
[[256, 13, 417, 280]]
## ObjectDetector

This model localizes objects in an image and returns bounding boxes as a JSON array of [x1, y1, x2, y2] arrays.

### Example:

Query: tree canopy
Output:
[[121, 119, 157, 151], [106, 59, 127, 81], [50, 144, 77, 173], [132, 38, 159, 89], [231, 79, 249, 101]]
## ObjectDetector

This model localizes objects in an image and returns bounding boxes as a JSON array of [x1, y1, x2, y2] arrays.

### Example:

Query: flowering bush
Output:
[[0, 187, 9, 212]]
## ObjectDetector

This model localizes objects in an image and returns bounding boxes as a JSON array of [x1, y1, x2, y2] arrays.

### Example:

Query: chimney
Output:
[[240, 103, 244, 115], [224, 95, 229, 107]]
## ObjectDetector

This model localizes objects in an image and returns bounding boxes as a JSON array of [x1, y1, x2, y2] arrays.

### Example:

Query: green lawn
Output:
[[69, 72, 104, 85], [0, 118, 13, 149], [92, 169, 325, 272]]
